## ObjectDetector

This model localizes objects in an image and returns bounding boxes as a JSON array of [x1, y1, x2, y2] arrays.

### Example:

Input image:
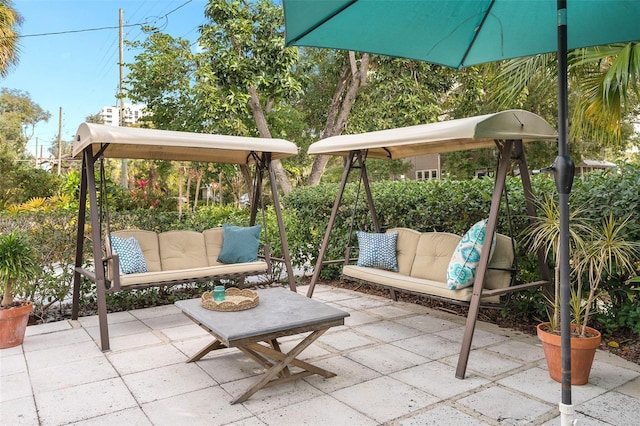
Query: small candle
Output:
[[213, 285, 225, 301]]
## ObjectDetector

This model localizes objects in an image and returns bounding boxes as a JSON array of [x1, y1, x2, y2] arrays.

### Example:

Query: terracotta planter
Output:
[[536, 322, 602, 385], [0, 301, 33, 349]]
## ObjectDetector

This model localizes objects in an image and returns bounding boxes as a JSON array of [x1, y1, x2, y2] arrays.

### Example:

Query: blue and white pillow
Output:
[[110, 235, 148, 274], [356, 231, 399, 271], [447, 219, 496, 290]]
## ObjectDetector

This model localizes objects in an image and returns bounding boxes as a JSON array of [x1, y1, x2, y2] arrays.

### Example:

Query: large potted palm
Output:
[[0, 230, 40, 349], [526, 196, 639, 384]]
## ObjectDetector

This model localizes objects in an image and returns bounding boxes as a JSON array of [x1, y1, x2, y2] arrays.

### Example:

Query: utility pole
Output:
[[35, 137, 38, 167], [57, 107, 62, 175], [119, 8, 128, 188]]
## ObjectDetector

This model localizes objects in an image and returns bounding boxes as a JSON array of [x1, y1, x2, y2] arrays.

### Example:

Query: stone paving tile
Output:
[[498, 367, 607, 405], [333, 294, 391, 310], [354, 319, 425, 342], [315, 329, 377, 352], [34, 378, 137, 426], [23, 327, 92, 352], [0, 395, 39, 425], [457, 385, 554, 425], [331, 376, 440, 423], [435, 326, 509, 349], [141, 387, 253, 426], [220, 376, 324, 414], [128, 304, 182, 319], [25, 319, 73, 336], [171, 335, 220, 359], [25, 341, 103, 370], [122, 362, 217, 404], [445, 348, 524, 378], [577, 390, 640, 425], [346, 343, 429, 374], [393, 404, 493, 425], [394, 314, 461, 334], [541, 415, 612, 425], [76, 311, 137, 328], [587, 358, 640, 390], [83, 318, 151, 340], [256, 393, 378, 425], [100, 330, 165, 352], [343, 309, 381, 326], [485, 339, 546, 363], [158, 322, 209, 341], [304, 354, 381, 393], [0, 371, 32, 402], [364, 304, 417, 319], [108, 343, 188, 375], [29, 356, 118, 394], [617, 375, 640, 398], [0, 353, 26, 376], [309, 288, 360, 303], [196, 351, 265, 384], [70, 407, 152, 426], [390, 361, 489, 400], [139, 312, 194, 330], [392, 333, 462, 360]]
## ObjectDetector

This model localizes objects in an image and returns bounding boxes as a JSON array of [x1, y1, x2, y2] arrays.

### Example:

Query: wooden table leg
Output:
[[187, 339, 225, 363], [231, 329, 331, 404]]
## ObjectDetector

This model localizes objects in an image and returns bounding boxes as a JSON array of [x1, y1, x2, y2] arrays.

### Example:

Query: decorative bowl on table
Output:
[[201, 287, 259, 311]]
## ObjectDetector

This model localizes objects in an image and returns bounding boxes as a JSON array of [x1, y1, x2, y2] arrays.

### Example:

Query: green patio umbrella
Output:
[[283, 1, 640, 423]]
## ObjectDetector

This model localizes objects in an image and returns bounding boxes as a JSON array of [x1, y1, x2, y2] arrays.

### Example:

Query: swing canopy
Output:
[[73, 123, 299, 163], [308, 109, 557, 159]]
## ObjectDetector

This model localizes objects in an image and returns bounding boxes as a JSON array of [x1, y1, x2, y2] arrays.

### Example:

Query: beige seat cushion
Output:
[[203, 227, 224, 266], [410, 232, 461, 282], [387, 228, 421, 276], [485, 234, 515, 290], [108, 229, 161, 272], [159, 230, 208, 270]]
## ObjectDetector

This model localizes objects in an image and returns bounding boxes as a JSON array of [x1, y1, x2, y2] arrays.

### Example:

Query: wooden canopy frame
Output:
[[71, 123, 298, 351], [305, 110, 557, 379]]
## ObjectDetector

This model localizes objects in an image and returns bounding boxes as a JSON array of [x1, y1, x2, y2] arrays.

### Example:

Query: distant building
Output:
[[98, 103, 147, 126], [576, 159, 616, 177], [406, 154, 442, 180]]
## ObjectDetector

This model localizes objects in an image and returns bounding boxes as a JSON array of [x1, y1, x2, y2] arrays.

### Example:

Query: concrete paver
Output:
[[1, 283, 639, 425]]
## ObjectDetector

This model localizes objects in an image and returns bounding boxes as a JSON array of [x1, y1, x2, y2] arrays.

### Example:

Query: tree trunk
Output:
[[247, 86, 292, 195], [307, 52, 370, 186]]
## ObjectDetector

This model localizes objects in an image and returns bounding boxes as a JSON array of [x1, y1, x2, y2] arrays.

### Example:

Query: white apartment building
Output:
[[98, 103, 147, 126]]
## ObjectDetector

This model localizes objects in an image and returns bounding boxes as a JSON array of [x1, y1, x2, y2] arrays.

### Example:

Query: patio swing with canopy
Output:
[[305, 109, 557, 379], [71, 123, 298, 351]]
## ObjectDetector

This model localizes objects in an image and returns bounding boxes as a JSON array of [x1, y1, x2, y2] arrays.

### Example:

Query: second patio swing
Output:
[[304, 110, 558, 379]]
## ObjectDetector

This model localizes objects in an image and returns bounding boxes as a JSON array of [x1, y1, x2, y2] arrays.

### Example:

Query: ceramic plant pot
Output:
[[0, 301, 33, 349], [537, 322, 602, 385]]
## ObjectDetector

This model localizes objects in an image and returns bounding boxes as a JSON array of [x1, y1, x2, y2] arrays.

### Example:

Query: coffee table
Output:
[[175, 287, 349, 404]]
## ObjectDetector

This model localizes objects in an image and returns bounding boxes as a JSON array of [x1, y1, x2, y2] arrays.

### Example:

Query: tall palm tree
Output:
[[494, 43, 640, 148], [0, 0, 23, 78]]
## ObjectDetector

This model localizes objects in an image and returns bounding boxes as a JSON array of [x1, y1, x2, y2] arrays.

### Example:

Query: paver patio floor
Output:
[[2, 284, 639, 425]]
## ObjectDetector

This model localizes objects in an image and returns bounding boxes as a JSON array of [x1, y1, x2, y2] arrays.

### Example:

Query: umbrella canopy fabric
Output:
[[73, 123, 298, 164], [284, 0, 640, 68], [308, 109, 557, 159]]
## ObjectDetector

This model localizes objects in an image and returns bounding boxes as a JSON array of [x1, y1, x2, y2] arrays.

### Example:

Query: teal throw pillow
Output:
[[356, 231, 399, 271], [447, 219, 496, 290], [110, 235, 148, 274], [217, 224, 263, 264]]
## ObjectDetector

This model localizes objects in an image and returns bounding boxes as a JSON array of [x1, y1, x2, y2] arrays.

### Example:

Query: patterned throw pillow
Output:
[[447, 219, 496, 290], [110, 235, 148, 274], [356, 231, 399, 271], [217, 224, 263, 264]]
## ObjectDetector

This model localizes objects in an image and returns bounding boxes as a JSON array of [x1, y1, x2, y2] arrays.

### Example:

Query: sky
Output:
[[2, 0, 210, 157]]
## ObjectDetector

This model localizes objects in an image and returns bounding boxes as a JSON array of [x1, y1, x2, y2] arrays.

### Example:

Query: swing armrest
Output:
[[103, 253, 122, 291]]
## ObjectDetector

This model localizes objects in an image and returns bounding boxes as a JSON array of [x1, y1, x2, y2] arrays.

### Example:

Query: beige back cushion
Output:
[[203, 227, 224, 266], [410, 232, 461, 282], [485, 233, 515, 290], [108, 229, 161, 272], [158, 230, 208, 270], [387, 228, 421, 275]]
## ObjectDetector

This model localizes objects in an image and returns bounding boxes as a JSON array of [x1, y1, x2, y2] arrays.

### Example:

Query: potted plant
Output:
[[0, 230, 40, 349], [526, 196, 639, 384]]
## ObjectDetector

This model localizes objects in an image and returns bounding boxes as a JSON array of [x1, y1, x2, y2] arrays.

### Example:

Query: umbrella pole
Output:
[[556, 1, 576, 425]]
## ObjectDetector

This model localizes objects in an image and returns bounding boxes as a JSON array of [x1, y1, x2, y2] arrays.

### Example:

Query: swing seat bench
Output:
[[96, 228, 269, 291], [342, 228, 516, 304]]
